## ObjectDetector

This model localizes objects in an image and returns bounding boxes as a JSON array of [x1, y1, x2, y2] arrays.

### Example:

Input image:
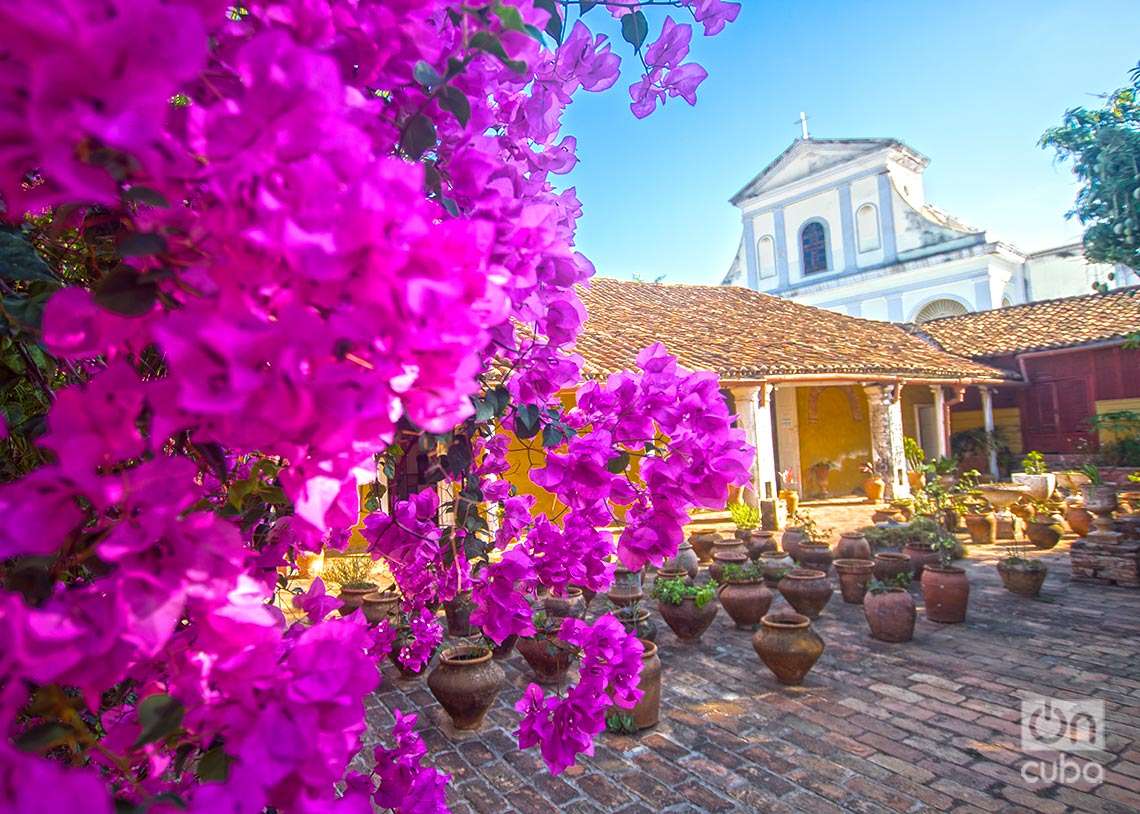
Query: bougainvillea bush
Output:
[[0, 1, 744, 811]]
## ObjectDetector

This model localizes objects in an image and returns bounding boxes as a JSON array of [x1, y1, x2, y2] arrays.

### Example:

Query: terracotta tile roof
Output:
[[575, 278, 1016, 382], [917, 288, 1140, 358]]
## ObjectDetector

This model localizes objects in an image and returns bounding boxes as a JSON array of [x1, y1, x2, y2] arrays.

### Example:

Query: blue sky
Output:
[[560, 0, 1139, 285]]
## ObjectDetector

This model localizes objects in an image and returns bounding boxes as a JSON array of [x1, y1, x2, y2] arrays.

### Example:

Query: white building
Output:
[[722, 136, 1136, 322]]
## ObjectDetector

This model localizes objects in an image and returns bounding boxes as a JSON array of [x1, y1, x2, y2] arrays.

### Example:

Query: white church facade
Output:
[[722, 136, 1135, 322]]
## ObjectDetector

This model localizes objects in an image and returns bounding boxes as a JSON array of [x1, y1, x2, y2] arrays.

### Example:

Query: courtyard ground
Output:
[[363, 501, 1140, 814]]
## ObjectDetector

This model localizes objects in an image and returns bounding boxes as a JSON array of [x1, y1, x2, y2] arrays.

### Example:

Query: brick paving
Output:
[[363, 508, 1140, 813]]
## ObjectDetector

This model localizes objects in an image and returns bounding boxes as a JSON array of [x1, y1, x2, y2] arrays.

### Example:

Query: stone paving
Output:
[[364, 508, 1140, 814]]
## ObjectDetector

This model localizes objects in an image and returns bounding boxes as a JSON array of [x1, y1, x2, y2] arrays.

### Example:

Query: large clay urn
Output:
[[759, 551, 794, 586], [1064, 504, 1093, 537], [426, 645, 505, 730], [717, 579, 774, 629], [361, 591, 400, 626], [872, 552, 912, 583], [745, 530, 778, 561], [903, 543, 939, 580], [543, 587, 587, 621], [833, 559, 874, 604], [658, 596, 719, 641], [964, 512, 997, 545], [1026, 518, 1064, 551], [863, 588, 916, 643], [781, 527, 808, 561], [689, 531, 719, 564], [796, 542, 833, 573], [777, 569, 832, 619], [662, 540, 699, 579], [516, 634, 573, 684], [443, 591, 478, 637], [627, 640, 662, 729], [920, 565, 969, 623], [709, 551, 748, 583], [835, 531, 872, 561], [752, 611, 825, 686]]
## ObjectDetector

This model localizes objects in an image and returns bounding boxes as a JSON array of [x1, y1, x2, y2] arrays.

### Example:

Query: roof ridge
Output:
[[922, 285, 1140, 325]]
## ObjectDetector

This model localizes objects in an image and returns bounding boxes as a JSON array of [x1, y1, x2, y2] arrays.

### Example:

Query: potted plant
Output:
[[864, 575, 916, 642], [606, 566, 644, 608], [1012, 451, 1056, 501], [920, 533, 969, 624], [615, 600, 657, 642], [729, 501, 761, 542], [904, 436, 926, 492], [516, 610, 574, 684], [777, 568, 832, 619], [758, 551, 794, 586], [833, 558, 875, 604], [715, 562, 773, 630], [651, 577, 719, 641], [1079, 464, 1118, 534], [778, 468, 800, 517], [426, 643, 506, 730], [1025, 501, 1065, 550], [810, 459, 835, 497], [860, 461, 886, 503], [925, 455, 958, 489], [996, 546, 1048, 598], [872, 551, 912, 583], [752, 611, 825, 686], [791, 510, 834, 571], [322, 555, 379, 616], [361, 589, 400, 626]]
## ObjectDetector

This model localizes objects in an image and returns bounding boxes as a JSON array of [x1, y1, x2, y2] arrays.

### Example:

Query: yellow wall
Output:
[[1094, 398, 1140, 444], [796, 385, 871, 497], [950, 408, 1023, 454], [901, 386, 933, 441]]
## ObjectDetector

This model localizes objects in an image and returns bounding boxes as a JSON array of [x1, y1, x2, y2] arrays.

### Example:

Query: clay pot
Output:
[[662, 540, 699, 579], [997, 562, 1047, 598], [777, 569, 832, 619], [891, 500, 914, 521], [616, 606, 658, 642], [709, 551, 748, 583], [903, 543, 939, 580], [943, 508, 962, 533], [654, 567, 689, 585], [964, 512, 997, 545], [389, 646, 430, 679], [780, 490, 799, 518], [920, 565, 969, 624], [626, 640, 662, 729], [443, 591, 477, 637], [907, 470, 926, 493], [544, 587, 587, 620], [833, 559, 874, 604], [752, 611, 824, 686], [863, 476, 886, 503], [361, 591, 399, 626], [572, 585, 597, 609], [337, 583, 378, 616], [872, 552, 912, 583], [745, 530, 778, 560], [490, 634, 518, 660], [1026, 519, 1064, 551], [796, 541, 833, 573], [516, 634, 573, 684], [689, 532, 719, 563], [1064, 504, 1093, 537], [657, 596, 719, 641], [835, 531, 872, 561], [758, 551, 794, 586], [864, 588, 916, 642], [781, 527, 808, 561], [606, 567, 644, 608], [426, 645, 505, 730], [717, 580, 774, 629], [712, 537, 747, 560]]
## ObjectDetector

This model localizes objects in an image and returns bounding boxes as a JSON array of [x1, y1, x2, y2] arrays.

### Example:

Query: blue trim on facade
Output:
[[876, 173, 898, 264], [772, 208, 790, 289], [742, 216, 759, 290], [973, 278, 993, 310], [887, 295, 904, 322], [838, 183, 856, 271], [801, 266, 992, 309]]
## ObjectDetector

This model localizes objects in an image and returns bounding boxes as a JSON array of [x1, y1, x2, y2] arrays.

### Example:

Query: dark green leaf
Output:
[[542, 424, 566, 448], [94, 266, 158, 316], [124, 186, 170, 208], [469, 31, 527, 74], [400, 114, 437, 160], [438, 86, 471, 127], [196, 745, 233, 782], [15, 722, 72, 752], [620, 11, 649, 49], [606, 451, 631, 474], [117, 233, 167, 258], [134, 694, 185, 747], [413, 60, 442, 88], [492, 2, 526, 33], [534, 0, 562, 40], [0, 230, 55, 283], [515, 404, 542, 439], [579, 0, 598, 13]]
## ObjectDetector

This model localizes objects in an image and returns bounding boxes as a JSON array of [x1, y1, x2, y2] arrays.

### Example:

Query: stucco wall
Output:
[[950, 407, 1023, 455], [784, 189, 844, 284], [795, 385, 871, 497]]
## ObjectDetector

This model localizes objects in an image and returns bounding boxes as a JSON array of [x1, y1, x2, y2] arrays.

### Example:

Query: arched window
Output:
[[856, 203, 880, 252], [914, 298, 968, 323], [800, 221, 828, 274], [756, 235, 776, 278]]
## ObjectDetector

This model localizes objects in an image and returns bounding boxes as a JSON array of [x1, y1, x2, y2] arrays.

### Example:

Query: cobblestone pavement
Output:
[[364, 521, 1140, 813]]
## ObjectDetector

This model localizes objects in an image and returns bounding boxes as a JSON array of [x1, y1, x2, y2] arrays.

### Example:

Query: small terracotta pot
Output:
[[745, 530, 778, 560], [689, 532, 719, 563], [544, 587, 587, 620], [709, 551, 748, 583], [712, 537, 747, 560], [781, 527, 808, 561], [752, 611, 824, 686], [864, 477, 886, 503], [833, 558, 874, 604], [616, 606, 657, 642], [606, 567, 644, 608], [361, 591, 399, 626], [1026, 519, 1064, 551], [780, 490, 799, 518], [426, 645, 505, 730], [796, 542, 833, 573], [662, 540, 699, 579], [777, 569, 832, 619], [907, 470, 926, 493], [872, 552, 912, 583], [964, 512, 997, 545], [1064, 505, 1093, 537], [903, 543, 939, 580], [835, 531, 872, 561], [758, 551, 794, 586], [658, 596, 719, 641], [920, 565, 969, 624], [516, 634, 573, 684], [626, 639, 662, 729], [717, 580, 774, 629], [997, 562, 1047, 597], [490, 633, 518, 660], [863, 588, 916, 642], [443, 591, 478, 637]]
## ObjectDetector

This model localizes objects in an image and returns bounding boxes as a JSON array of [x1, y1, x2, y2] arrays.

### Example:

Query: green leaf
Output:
[[124, 186, 170, 208], [0, 230, 55, 283], [469, 31, 528, 74], [620, 11, 649, 49], [400, 114, 437, 160], [15, 722, 72, 752], [196, 745, 233, 782], [579, 0, 597, 13], [134, 694, 185, 747], [438, 86, 471, 127], [534, 0, 562, 40], [413, 60, 442, 88], [542, 424, 566, 448], [515, 404, 542, 439], [606, 451, 630, 474], [117, 233, 167, 258], [94, 266, 158, 316], [492, 2, 526, 33]]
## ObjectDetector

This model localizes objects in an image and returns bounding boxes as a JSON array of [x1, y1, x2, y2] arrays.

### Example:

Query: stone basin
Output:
[[978, 483, 1030, 510], [1055, 470, 1091, 492]]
